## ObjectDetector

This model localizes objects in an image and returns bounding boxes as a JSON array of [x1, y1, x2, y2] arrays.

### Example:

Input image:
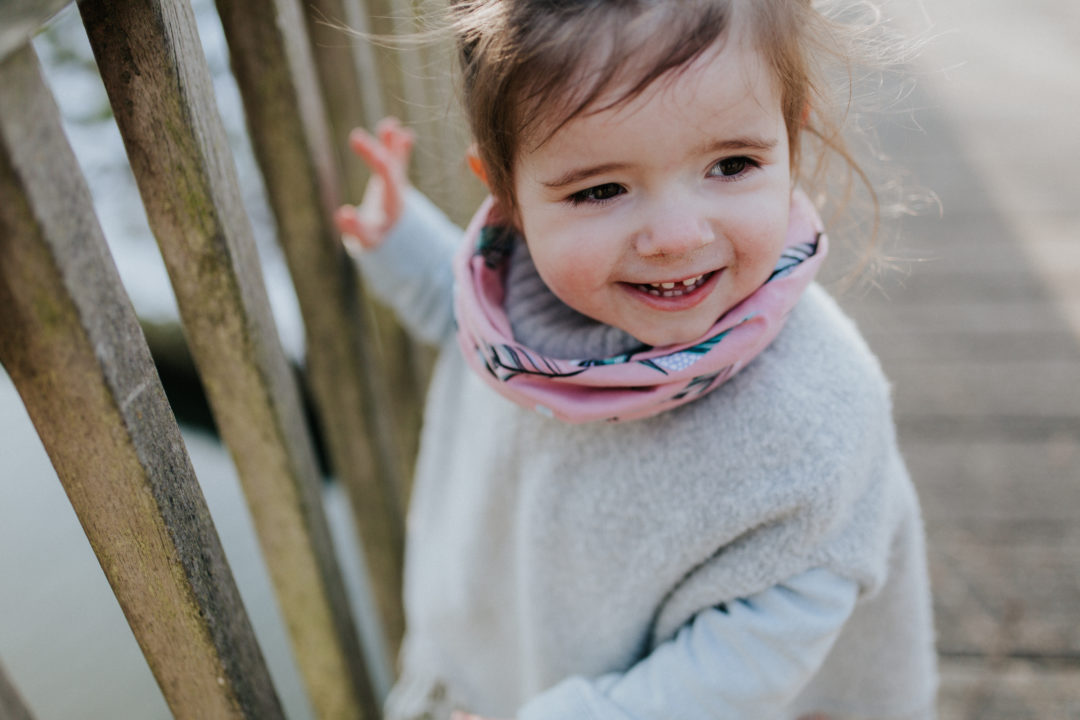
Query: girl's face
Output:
[[512, 34, 792, 348]]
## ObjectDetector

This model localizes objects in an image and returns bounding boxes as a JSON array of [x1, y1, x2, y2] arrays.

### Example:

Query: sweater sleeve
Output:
[[348, 188, 463, 345], [517, 568, 857, 720]]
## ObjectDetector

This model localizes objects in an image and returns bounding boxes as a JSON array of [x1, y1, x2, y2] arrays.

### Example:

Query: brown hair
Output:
[[449, 0, 915, 264]]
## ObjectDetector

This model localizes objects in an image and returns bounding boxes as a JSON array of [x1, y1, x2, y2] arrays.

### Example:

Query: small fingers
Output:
[[390, 130, 416, 166], [347, 126, 375, 156], [342, 117, 412, 247], [374, 115, 400, 141], [334, 205, 378, 252], [375, 116, 409, 146], [348, 127, 392, 174], [350, 124, 407, 201], [375, 116, 415, 166]]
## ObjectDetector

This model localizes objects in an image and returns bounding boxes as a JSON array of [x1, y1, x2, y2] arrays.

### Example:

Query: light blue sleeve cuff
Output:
[[350, 187, 463, 345], [518, 568, 858, 720]]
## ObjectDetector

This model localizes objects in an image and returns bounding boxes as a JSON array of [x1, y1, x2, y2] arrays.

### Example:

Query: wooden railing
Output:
[[0, 0, 473, 717]]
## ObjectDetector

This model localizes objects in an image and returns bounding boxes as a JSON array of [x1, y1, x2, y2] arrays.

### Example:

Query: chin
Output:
[[631, 323, 713, 349]]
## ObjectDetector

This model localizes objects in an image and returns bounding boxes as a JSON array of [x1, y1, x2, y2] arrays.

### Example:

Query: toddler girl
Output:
[[335, 1, 937, 718]]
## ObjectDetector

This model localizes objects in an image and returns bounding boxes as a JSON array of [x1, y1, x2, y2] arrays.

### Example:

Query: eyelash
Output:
[[566, 183, 624, 206], [564, 156, 761, 206], [708, 156, 760, 180]]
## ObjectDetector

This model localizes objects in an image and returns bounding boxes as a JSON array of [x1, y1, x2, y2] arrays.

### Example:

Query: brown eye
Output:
[[569, 182, 625, 205], [709, 157, 752, 177]]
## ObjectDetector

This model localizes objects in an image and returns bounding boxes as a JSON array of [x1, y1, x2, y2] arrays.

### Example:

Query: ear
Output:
[[800, 101, 811, 127], [466, 143, 490, 189]]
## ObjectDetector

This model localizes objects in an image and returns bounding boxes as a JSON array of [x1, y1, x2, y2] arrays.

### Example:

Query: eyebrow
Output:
[[541, 162, 631, 191], [540, 136, 780, 191], [695, 135, 780, 156]]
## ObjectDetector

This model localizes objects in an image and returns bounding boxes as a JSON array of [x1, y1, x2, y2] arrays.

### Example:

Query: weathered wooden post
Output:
[[300, 0, 431, 493], [75, 0, 381, 715], [212, 0, 408, 665], [0, 42, 284, 720]]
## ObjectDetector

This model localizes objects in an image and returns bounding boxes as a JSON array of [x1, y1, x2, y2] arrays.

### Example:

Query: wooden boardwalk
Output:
[[833, 3, 1080, 716]]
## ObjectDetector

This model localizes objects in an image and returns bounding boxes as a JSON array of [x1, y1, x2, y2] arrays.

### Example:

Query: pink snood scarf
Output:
[[453, 190, 827, 423]]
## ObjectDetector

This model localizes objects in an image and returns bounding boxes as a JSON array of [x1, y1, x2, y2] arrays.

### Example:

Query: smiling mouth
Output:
[[632, 272, 714, 297]]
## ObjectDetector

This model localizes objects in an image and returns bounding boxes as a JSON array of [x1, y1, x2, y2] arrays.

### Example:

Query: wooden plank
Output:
[[360, 0, 409, 120], [841, 299, 1076, 336], [75, 0, 379, 717], [904, 435, 1080, 659], [938, 658, 1080, 720], [403, 0, 482, 225], [927, 527, 1080, 658], [0, 659, 35, 720], [304, 0, 428, 490], [0, 43, 283, 720], [304, 0, 383, 193], [0, 0, 72, 62], [886, 360, 1080, 419], [362, 0, 452, 208], [858, 329, 1080, 363], [904, 439, 1080, 525], [213, 0, 407, 665]]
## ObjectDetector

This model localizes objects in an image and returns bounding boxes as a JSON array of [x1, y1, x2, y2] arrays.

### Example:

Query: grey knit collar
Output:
[[503, 240, 646, 360]]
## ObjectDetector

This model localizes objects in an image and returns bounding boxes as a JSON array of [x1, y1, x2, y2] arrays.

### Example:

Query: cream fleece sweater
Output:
[[352, 190, 937, 720]]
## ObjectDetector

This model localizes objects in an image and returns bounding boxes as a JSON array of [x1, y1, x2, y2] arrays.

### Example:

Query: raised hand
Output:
[[334, 116, 415, 252]]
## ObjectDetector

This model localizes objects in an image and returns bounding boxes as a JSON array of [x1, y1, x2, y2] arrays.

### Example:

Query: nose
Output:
[[633, 197, 716, 258]]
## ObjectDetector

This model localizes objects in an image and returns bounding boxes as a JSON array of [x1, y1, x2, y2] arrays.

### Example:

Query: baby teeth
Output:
[[647, 274, 705, 289], [639, 273, 709, 297]]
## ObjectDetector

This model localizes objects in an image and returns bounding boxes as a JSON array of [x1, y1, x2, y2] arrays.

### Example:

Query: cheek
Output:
[[732, 196, 791, 271], [529, 240, 601, 296]]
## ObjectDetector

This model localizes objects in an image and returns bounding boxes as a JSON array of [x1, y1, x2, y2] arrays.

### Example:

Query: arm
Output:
[[350, 188, 461, 344], [515, 568, 858, 720], [335, 118, 462, 344]]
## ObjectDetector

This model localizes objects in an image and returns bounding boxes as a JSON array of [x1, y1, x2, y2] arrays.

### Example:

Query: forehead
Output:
[[517, 7, 775, 156], [518, 34, 783, 171], [605, 36, 775, 126]]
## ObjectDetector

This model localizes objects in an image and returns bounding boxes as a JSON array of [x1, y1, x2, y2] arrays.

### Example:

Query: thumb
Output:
[[334, 205, 380, 252]]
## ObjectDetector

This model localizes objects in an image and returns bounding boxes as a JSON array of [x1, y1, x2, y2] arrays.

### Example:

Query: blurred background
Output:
[[840, 2, 1080, 717], [1, 0, 1078, 718]]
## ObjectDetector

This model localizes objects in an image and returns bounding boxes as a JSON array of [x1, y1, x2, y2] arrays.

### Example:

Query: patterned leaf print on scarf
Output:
[[480, 341, 588, 383], [769, 238, 820, 281]]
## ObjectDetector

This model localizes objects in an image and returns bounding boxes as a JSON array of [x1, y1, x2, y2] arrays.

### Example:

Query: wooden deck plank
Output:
[[906, 438, 1080, 659], [884, 361, 1080, 418], [939, 658, 1080, 720], [842, 299, 1080, 336], [928, 530, 1080, 656], [905, 439, 1080, 523], [857, 329, 1080, 363]]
